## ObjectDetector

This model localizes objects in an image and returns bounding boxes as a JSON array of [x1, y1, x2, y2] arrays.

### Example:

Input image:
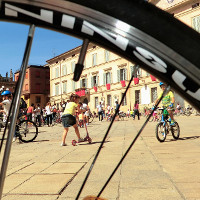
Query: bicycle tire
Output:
[[155, 122, 166, 142], [171, 122, 180, 140], [17, 120, 38, 143], [0, 0, 199, 111]]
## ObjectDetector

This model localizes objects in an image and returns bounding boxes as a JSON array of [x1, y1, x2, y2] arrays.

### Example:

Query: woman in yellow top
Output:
[[61, 94, 85, 146], [155, 82, 175, 126]]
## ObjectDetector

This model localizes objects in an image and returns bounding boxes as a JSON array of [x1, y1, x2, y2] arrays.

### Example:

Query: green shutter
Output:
[[96, 76, 98, 86], [117, 70, 120, 82], [91, 76, 94, 87], [103, 73, 106, 85], [125, 69, 127, 80]]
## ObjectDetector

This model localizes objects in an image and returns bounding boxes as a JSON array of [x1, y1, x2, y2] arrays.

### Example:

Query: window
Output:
[[35, 96, 41, 103], [107, 95, 112, 106], [137, 68, 142, 77], [151, 87, 157, 103], [95, 97, 98, 108], [55, 84, 59, 95], [25, 84, 28, 91], [80, 78, 87, 88], [130, 65, 140, 77], [105, 50, 110, 62], [104, 72, 111, 85], [63, 82, 67, 93], [71, 61, 76, 73], [55, 67, 59, 78], [135, 90, 141, 104], [91, 75, 98, 87], [192, 16, 200, 32], [35, 71, 40, 78], [92, 53, 97, 66], [25, 72, 28, 79], [121, 93, 127, 106], [117, 68, 127, 82], [62, 64, 67, 76]]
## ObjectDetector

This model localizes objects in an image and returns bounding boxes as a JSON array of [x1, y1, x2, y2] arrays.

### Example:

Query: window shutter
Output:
[[103, 73, 106, 85], [97, 76, 99, 86], [62, 66, 64, 76], [80, 80, 82, 88], [125, 69, 127, 80], [130, 65, 135, 77], [91, 76, 94, 87], [85, 78, 87, 88], [108, 72, 111, 83], [117, 70, 120, 82], [72, 81, 75, 91]]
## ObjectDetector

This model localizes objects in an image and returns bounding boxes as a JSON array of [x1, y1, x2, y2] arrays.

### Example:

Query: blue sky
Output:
[[0, 22, 82, 77]]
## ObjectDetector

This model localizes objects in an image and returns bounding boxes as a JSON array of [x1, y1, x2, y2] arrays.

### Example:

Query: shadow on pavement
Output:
[[166, 135, 200, 142], [78, 140, 111, 146]]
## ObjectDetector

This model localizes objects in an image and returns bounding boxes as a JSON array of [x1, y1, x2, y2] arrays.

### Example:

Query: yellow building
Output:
[[47, 1, 200, 112], [150, 0, 200, 31], [47, 43, 161, 113]]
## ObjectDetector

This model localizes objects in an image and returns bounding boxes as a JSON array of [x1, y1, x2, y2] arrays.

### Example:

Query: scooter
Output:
[[72, 120, 92, 146]]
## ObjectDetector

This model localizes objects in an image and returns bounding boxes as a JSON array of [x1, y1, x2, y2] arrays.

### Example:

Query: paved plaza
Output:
[[0, 115, 200, 200]]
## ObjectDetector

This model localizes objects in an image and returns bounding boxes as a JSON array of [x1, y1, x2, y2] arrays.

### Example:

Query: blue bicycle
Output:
[[155, 108, 180, 142]]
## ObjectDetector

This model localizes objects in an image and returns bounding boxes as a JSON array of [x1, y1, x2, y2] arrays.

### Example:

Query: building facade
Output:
[[14, 65, 50, 108], [150, 0, 200, 31], [47, 44, 161, 113], [0, 69, 16, 100]]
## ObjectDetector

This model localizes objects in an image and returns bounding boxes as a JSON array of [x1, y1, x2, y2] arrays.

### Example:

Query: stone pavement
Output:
[[0, 115, 200, 200]]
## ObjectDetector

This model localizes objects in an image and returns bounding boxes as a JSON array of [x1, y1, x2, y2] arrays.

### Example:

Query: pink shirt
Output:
[[27, 106, 33, 113]]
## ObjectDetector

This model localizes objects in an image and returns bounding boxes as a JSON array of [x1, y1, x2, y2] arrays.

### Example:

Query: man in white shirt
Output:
[[97, 102, 103, 121]]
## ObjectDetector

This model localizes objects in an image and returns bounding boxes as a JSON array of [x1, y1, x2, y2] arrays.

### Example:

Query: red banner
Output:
[[150, 75, 157, 81], [120, 80, 126, 87], [80, 90, 85, 96], [134, 78, 139, 85], [93, 86, 97, 92], [106, 83, 110, 90]]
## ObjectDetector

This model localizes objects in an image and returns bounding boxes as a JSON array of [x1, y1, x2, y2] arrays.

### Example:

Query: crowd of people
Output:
[[0, 81, 191, 146]]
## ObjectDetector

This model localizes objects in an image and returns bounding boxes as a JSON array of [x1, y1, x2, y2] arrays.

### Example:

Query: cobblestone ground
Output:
[[0, 115, 199, 200]]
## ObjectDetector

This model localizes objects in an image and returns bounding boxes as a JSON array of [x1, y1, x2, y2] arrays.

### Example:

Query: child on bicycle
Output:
[[155, 82, 175, 126], [61, 94, 85, 146]]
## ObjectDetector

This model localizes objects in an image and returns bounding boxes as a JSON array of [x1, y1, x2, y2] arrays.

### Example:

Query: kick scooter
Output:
[[72, 119, 92, 146]]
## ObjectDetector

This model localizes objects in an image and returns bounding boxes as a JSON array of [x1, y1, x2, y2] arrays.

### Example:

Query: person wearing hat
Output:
[[0, 90, 12, 123], [155, 82, 175, 126]]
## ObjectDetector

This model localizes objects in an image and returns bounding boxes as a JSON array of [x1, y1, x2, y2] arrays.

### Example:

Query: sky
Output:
[[0, 21, 82, 77]]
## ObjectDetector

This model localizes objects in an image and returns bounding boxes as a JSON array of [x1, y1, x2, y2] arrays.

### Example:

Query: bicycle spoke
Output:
[[0, 24, 35, 199], [97, 86, 170, 198], [73, 39, 90, 81], [75, 66, 139, 200]]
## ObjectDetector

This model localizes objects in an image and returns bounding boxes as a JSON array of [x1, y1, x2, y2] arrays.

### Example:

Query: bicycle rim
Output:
[[156, 122, 166, 142], [0, 0, 199, 110], [171, 122, 180, 140], [18, 120, 38, 143]]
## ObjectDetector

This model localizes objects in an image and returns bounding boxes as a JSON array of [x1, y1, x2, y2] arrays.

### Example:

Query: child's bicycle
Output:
[[155, 108, 180, 142]]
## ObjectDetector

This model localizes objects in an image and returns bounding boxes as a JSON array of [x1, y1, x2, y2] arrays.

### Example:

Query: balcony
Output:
[[75, 87, 89, 96]]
